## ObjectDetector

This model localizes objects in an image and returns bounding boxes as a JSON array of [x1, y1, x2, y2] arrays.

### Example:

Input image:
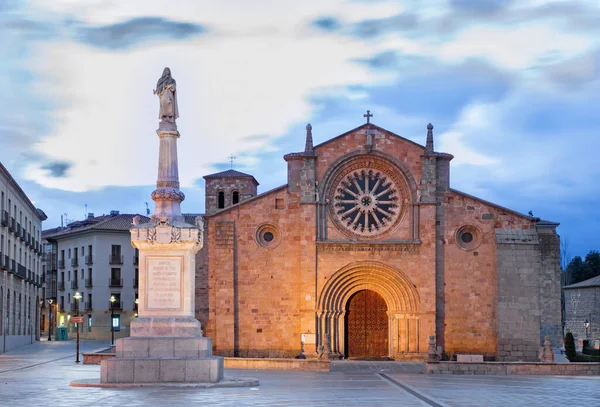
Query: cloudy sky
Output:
[[1, 0, 599, 259]]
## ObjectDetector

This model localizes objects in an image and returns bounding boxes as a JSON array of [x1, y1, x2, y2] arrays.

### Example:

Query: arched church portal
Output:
[[317, 261, 420, 359]]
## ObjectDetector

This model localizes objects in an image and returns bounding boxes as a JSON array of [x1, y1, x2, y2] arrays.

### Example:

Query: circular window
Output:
[[327, 157, 410, 240], [255, 224, 281, 249], [456, 226, 481, 251], [461, 232, 473, 243]]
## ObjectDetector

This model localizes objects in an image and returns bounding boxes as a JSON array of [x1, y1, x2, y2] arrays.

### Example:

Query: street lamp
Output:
[[73, 292, 82, 363], [110, 295, 116, 346], [134, 298, 139, 318], [47, 299, 53, 341]]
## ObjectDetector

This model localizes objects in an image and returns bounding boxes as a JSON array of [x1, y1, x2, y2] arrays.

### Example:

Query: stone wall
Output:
[[0, 270, 41, 353], [426, 361, 600, 376], [496, 229, 541, 361], [537, 226, 563, 347], [564, 286, 600, 344], [204, 177, 257, 216]]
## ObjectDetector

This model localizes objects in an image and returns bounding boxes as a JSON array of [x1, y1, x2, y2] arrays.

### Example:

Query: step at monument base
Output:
[[100, 356, 224, 384], [116, 336, 212, 358]]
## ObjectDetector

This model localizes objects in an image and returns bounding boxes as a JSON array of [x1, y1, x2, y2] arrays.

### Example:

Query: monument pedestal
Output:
[[101, 336, 223, 384], [99, 221, 228, 385]]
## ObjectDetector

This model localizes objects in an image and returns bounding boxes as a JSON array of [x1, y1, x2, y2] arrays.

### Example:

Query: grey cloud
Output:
[[76, 17, 206, 50], [352, 13, 420, 39], [311, 17, 341, 32], [342, 1, 600, 39], [541, 49, 600, 88], [41, 161, 72, 178]]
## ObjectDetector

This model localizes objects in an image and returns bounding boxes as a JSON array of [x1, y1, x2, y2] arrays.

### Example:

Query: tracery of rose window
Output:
[[331, 167, 403, 238]]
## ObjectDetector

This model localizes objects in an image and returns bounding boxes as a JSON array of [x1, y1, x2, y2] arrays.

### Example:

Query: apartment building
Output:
[[43, 212, 148, 340], [0, 162, 47, 353]]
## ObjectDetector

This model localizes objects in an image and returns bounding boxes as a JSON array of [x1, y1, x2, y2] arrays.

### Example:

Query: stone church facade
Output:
[[195, 121, 561, 361]]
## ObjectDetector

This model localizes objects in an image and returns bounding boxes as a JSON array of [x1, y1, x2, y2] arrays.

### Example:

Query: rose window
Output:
[[331, 168, 403, 238]]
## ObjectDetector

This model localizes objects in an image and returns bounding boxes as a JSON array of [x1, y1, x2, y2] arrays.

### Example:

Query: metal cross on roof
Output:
[[228, 154, 237, 169], [364, 110, 373, 124]]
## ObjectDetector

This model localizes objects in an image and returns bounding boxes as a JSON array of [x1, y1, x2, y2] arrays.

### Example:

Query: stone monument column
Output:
[[96, 68, 239, 386]]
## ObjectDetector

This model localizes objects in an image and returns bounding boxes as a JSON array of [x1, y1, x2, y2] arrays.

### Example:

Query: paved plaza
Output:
[[0, 340, 598, 406]]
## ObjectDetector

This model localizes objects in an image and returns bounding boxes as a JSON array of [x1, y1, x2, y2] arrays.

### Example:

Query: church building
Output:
[[196, 117, 562, 361]]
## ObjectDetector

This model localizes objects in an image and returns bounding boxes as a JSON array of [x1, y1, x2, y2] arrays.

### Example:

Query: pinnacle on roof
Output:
[[426, 123, 434, 152], [304, 123, 314, 155]]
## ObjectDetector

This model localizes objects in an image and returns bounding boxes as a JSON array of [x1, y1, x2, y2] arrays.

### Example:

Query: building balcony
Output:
[[16, 223, 21, 236], [71, 280, 78, 289], [85, 301, 93, 311], [9, 217, 15, 232], [0, 253, 5, 270], [133, 277, 139, 288], [85, 278, 93, 288], [58, 280, 65, 291], [109, 300, 123, 311], [133, 255, 139, 265], [109, 254, 123, 265], [10, 259, 16, 274], [70, 302, 78, 312], [59, 303, 65, 312], [17, 263, 26, 279], [1, 210, 7, 226], [85, 255, 93, 265], [71, 258, 78, 267], [58, 260, 65, 269], [19, 228, 25, 241], [109, 277, 123, 288]]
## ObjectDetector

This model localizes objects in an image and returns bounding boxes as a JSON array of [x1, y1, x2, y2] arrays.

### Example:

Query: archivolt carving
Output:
[[318, 261, 419, 314]]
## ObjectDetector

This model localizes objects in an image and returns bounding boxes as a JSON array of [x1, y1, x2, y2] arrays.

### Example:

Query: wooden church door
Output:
[[345, 290, 389, 359]]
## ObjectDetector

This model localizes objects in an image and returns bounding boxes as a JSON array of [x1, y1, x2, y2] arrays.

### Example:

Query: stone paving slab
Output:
[[1, 340, 599, 406]]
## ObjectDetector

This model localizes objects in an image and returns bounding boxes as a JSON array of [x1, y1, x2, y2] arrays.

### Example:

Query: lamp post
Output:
[[134, 298, 139, 318], [585, 319, 590, 339], [47, 299, 53, 341], [110, 295, 116, 346], [74, 292, 82, 363]]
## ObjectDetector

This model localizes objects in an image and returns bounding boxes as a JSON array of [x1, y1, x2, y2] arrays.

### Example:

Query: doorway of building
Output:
[[345, 289, 389, 359]]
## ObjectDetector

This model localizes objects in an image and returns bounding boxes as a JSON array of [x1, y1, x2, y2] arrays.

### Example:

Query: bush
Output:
[[582, 342, 600, 356], [575, 353, 600, 362], [564, 332, 576, 362]]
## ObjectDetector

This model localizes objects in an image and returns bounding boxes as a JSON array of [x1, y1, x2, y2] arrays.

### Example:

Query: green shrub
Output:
[[582, 341, 600, 356], [574, 353, 600, 362], [564, 332, 576, 362]]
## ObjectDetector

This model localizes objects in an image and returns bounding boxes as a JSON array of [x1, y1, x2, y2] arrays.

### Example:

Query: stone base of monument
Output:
[[72, 335, 258, 387]]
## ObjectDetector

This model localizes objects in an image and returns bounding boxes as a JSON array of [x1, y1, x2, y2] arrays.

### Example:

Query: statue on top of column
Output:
[[154, 67, 179, 125]]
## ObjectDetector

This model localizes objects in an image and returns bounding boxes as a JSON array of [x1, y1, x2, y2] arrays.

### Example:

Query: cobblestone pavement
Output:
[[0, 340, 598, 407]]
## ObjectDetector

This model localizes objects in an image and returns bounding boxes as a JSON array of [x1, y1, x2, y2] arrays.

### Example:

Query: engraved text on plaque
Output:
[[146, 257, 182, 310]]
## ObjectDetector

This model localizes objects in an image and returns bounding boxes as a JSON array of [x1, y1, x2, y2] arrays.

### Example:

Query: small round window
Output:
[[255, 224, 281, 249], [456, 226, 481, 251], [461, 232, 473, 244]]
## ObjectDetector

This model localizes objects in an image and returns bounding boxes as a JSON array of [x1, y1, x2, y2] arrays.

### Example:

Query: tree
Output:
[[566, 256, 584, 284], [564, 331, 576, 362], [582, 250, 600, 282]]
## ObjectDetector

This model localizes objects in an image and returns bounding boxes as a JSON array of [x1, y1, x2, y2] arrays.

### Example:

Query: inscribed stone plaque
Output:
[[146, 257, 182, 310]]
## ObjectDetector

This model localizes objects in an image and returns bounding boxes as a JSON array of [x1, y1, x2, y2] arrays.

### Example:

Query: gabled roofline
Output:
[[313, 123, 427, 152], [205, 184, 288, 218], [449, 188, 534, 221]]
